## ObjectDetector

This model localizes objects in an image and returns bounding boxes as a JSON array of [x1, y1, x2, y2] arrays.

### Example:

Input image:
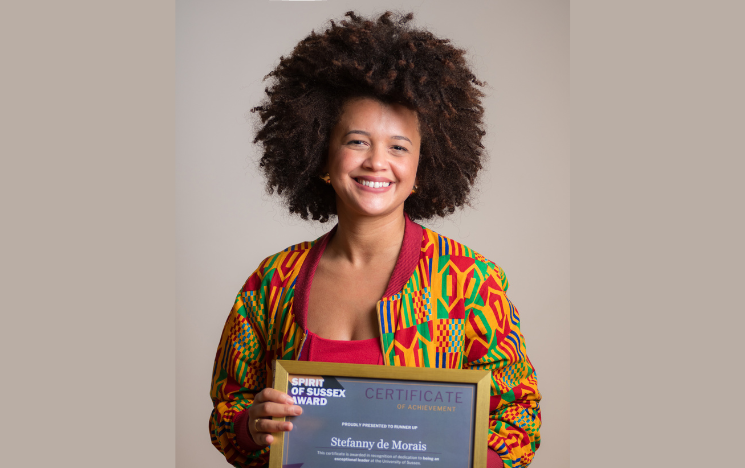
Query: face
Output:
[[326, 97, 421, 220]]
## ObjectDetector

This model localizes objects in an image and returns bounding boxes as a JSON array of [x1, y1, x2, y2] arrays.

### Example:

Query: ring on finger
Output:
[[254, 418, 261, 432]]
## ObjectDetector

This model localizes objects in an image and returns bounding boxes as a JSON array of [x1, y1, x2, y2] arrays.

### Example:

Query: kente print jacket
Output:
[[209, 216, 542, 468]]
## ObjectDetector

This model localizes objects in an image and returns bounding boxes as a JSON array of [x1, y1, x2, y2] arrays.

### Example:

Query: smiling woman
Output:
[[208, 11, 542, 468], [309, 98, 423, 342]]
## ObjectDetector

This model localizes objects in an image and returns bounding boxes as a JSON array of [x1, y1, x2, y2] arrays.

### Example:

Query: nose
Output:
[[362, 144, 387, 171]]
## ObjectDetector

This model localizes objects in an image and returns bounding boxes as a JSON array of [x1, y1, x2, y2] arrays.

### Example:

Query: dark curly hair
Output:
[[251, 11, 486, 222]]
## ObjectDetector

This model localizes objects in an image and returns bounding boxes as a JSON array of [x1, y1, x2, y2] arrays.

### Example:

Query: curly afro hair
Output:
[[251, 11, 486, 222]]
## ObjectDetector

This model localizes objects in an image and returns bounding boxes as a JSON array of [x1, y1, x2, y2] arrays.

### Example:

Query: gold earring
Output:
[[411, 184, 418, 194], [320, 173, 331, 184]]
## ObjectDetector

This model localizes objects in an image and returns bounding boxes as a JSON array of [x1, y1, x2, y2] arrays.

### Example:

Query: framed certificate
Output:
[[269, 360, 491, 468]]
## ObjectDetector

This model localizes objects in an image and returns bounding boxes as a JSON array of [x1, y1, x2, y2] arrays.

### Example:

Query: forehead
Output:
[[336, 98, 420, 135]]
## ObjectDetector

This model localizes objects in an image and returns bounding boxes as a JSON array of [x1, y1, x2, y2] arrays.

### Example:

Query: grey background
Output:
[[176, 1, 568, 467]]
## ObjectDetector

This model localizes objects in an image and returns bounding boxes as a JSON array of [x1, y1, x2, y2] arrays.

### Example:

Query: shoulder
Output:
[[257, 239, 317, 271], [419, 225, 509, 293], [241, 236, 322, 292]]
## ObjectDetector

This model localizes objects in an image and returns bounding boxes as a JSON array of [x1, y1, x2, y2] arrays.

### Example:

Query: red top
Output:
[[298, 331, 384, 364]]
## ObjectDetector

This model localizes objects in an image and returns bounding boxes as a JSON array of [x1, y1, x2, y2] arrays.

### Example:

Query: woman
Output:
[[209, 11, 541, 468]]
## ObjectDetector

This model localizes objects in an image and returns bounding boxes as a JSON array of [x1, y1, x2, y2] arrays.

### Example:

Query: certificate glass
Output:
[[269, 360, 491, 468]]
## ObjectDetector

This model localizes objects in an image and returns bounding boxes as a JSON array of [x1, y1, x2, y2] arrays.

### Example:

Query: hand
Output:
[[248, 388, 303, 446]]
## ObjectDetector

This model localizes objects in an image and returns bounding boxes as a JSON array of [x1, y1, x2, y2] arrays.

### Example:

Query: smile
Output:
[[355, 178, 391, 188]]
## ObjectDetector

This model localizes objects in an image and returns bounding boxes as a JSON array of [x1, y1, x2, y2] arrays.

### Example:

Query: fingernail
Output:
[[293, 406, 302, 415], [286, 397, 295, 404]]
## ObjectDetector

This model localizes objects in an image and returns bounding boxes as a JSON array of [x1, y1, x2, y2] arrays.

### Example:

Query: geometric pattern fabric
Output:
[[209, 225, 541, 467]]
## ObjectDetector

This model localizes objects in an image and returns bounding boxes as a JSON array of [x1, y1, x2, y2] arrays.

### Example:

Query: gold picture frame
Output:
[[269, 360, 491, 468]]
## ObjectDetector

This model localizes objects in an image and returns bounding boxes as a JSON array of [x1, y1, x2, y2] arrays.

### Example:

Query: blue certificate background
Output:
[[282, 376, 476, 467]]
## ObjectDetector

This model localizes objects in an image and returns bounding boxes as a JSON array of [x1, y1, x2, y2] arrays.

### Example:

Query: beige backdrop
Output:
[[176, 1, 569, 467]]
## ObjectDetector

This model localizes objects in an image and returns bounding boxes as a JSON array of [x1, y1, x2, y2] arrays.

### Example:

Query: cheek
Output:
[[327, 150, 350, 174], [396, 157, 419, 181]]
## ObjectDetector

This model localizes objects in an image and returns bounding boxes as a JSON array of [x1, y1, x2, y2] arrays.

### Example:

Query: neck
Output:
[[327, 208, 407, 267]]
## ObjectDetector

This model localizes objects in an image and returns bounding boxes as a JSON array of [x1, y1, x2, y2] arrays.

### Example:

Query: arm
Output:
[[208, 281, 270, 467], [465, 264, 542, 468], [209, 268, 305, 467]]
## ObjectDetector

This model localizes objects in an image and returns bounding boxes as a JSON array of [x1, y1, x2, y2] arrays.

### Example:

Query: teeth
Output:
[[358, 179, 390, 188]]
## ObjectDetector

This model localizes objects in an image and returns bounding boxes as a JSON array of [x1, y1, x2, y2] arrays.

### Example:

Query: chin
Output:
[[354, 206, 405, 219], [337, 193, 408, 219]]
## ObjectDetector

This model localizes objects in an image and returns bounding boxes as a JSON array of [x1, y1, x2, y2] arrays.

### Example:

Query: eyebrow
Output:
[[344, 130, 412, 144]]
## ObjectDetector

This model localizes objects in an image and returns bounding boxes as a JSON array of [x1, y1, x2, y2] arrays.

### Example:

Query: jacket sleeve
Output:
[[209, 269, 271, 467], [464, 264, 542, 468]]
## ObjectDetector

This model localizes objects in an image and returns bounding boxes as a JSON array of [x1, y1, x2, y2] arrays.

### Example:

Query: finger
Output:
[[254, 418, 293, 434], [254, 388, 294, 405], [252, 431, 274, 446], [252, 401, 303, 418]]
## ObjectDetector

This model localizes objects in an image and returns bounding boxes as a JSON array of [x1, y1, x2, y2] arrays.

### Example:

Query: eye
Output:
[[392, 145, 408, 152], [347, 140, 368, 146]]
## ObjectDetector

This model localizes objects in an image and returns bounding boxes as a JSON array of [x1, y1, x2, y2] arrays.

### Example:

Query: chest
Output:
[[306, 261, 393, 341]]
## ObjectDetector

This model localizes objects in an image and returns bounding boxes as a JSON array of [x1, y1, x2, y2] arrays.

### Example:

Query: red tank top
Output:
[[297, 330, 384, 365]]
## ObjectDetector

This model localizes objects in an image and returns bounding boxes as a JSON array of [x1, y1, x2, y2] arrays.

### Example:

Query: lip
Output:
[[354, 176, 393, 183], [353, 176, 395, 192]]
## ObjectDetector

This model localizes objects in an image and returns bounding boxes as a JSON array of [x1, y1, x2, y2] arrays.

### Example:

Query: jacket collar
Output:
[[294, 214, 423, 331]]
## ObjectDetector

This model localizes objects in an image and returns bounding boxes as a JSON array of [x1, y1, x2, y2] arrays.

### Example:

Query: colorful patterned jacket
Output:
[[209, 216, 541, 467]]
